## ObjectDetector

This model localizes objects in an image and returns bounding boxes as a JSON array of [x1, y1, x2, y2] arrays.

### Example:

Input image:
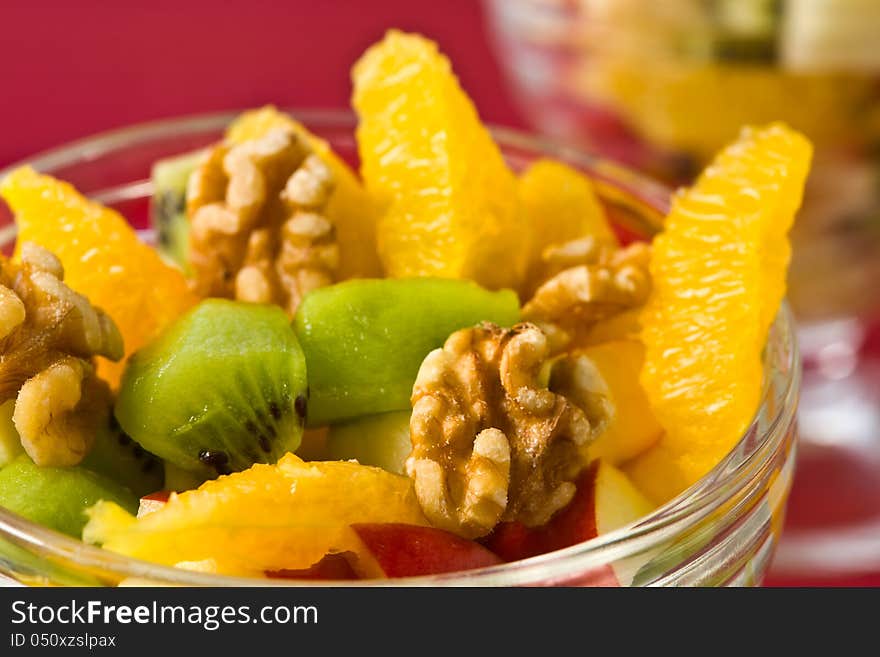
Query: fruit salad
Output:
[[0, 31, 812, 584]]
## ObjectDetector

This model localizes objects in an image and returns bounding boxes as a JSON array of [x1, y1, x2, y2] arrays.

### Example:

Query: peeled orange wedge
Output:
[[518, 158, 616, 291], [626, 124, 812, 504], [84, 453, 428, 577], [352, 30, 529, 290], [0, 167, 199, 388], [226, 105, 383, 280]]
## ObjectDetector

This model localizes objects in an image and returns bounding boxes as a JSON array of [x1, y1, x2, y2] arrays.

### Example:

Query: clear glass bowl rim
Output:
[[0, 109, 800, 586]]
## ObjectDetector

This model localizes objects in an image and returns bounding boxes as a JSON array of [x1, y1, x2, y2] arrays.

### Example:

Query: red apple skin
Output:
[[484, 462, 619, 586], [484, 461, 601, 563], [481, 462, 618, 586], [266, 553, 360, 581], [137, 490, 172, 517], [351, 523, 504, 578], [141, 491, 172, 503]]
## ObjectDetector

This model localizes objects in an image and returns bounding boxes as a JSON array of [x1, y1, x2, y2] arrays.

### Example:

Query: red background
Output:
[[0, 0, 523, 168], [1, 0, 877, 586]]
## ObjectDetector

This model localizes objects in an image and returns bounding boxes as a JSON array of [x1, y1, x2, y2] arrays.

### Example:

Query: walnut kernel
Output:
[[0, 244, 122, 466], [406, 323, 599, 539], [187, 129, 339, 315], [13, 357, 112, 467], [523, 239, 651, 353]]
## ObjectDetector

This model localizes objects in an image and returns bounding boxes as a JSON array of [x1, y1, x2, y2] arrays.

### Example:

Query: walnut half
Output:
[[406, 323, 599, 539], [0, 243, 122, 466], [187, 128, 339, 315], [13, 357, 112, 467], [522, 237, 651, 354]]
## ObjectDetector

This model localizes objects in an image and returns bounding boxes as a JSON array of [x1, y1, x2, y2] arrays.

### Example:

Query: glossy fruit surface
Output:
[[83, 453, 427, 576], [353, 30, 529, 289], [81, 424, 164, 499], [294, 278, 519, 426], [628, 123, 812, 503], [115, 300, 308, 477], [0, 455, 137, 538], [485, 460, 652, 581], [352, 523, 503, 578]]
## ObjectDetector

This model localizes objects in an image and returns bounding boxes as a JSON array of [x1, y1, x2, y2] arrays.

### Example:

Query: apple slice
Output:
[[485, 460, 654, 585], [351, 523, 503, 578], [137, 491, 172, 518], [485, 462, 600, 564], [266, 553, 360, 581], [325, 411, 412, 475]]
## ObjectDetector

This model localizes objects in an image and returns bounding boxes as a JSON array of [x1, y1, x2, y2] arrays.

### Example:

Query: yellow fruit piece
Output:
[[226, 105, 382, 280], [594, 460, 657, 586], [627, 124, 812, 504], [580, 308, 642, 347], [0, 167, 199, 388], [519, 158, 616, 291], [593, 460, 655, 537], [352, 30, 529, 290], [580, 340, 663, 465], [83, 453, 427, 577]]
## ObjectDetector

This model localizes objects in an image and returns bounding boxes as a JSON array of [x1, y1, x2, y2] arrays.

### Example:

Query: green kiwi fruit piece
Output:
[[81, 419, 164, 498], [150, 149, 202, 270], [325, 411, 412, 475], [0, 455, 138, 538], [293, 278, 520, 426], [115, 299, 309, 478], [162, 461, 205, 492]]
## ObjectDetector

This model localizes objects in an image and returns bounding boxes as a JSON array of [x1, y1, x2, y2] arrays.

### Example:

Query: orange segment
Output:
[[626, 124, 812, 504], [518, 158, 616, 291], [226, 106, 383, 279], [83, 453, 428, 577], [0, 167, 199, 388], [352, 30, 529, 290]]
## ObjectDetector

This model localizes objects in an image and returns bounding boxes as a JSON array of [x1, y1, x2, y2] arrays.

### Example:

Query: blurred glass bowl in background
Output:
[[484, 0, 880, 579], [485, 0, 880, 321]]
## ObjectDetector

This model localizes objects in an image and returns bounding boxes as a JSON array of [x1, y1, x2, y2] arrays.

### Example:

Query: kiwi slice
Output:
[[0, 455, 138, 538], [81, 417, 164, 498], [150, 149, 202, 270], [163, 461, 205, 492], [0, 400, 23, 469], [293, 278, 520, 426], [115, 299, 309, 478]]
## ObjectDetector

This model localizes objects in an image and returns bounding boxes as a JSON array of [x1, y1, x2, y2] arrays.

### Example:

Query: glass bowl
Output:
[[0, 110, 799, 586]]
